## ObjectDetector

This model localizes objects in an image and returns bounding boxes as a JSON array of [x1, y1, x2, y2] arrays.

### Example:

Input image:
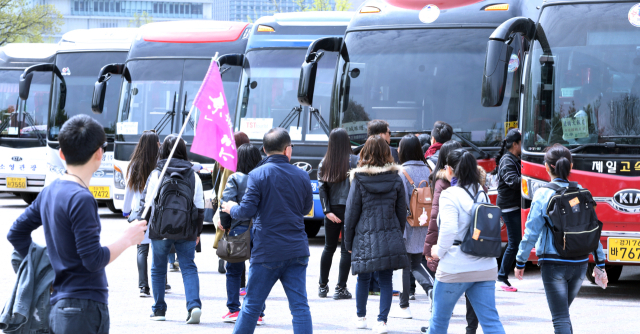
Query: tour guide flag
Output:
[[190, 60, 237, 172]]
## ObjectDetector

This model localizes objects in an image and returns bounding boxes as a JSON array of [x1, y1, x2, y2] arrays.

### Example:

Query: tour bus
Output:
[[19, 28, 138, 212], [297, 1, 539, 240], [482, 0, 640, 283], [218, 12, 353, 237], [0, 43, 57, 204], [92, 20, 251, 213]]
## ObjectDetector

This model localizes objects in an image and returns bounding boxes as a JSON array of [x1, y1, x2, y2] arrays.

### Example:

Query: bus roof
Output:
[[0, 43, 57, 68], [348, 0, 539, 31], [58, 28, 138, 53], [247, 11, 354, 50], [128, 20, 251, 59]]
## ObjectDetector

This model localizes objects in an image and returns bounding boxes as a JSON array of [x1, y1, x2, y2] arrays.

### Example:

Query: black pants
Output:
[[319, 205, 351, 288], [498, 210, 522, 280], [465, 293, 479, 334], [50, 298, 109, 334], [399, 253, 434, 308]]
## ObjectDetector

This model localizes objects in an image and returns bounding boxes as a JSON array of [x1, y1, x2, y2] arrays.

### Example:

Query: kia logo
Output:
[[613, 189, 640, 207], [11, 156, 22, 162], [293, 162, 313, 174]]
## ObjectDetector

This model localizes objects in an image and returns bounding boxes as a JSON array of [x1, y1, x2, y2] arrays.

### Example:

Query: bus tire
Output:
[[106, 200, 121, 214], [305, 221, 322, 238], [19, 193, 38, 205]]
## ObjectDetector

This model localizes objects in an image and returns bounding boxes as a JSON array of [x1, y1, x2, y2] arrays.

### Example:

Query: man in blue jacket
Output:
[[222, 127, 314, 334]]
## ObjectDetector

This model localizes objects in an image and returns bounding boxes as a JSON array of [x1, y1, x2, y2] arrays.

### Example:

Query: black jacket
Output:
[[317, 154, 358, 213], [496, 151, 522, 210], [344, 164, 409, 275]]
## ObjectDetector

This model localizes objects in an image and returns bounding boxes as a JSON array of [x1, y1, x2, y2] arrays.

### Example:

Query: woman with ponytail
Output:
[[494, 129, 522, 292], [426, 149, 505, 334], [514, 144, 606, 334]]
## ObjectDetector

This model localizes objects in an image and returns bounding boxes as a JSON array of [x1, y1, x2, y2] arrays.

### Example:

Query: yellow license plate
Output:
[[6, 177, 26, 189], [89, 186, 110, 199], [305, 204, 314, 217], [608, 238, 640, 263]]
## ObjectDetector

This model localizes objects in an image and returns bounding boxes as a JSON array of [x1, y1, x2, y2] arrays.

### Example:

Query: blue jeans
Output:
[[226, 225, 249, 313], [233, 256, 311, 334], [428, 280, 505, 334], [151, 239, 201, 312], [540, 263, 587, 334], [498, 210, 522, 280], [356, 269, 393, 323]]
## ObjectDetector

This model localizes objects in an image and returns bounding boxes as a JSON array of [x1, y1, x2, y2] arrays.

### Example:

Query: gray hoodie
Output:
[[399, 161, 431, 254]]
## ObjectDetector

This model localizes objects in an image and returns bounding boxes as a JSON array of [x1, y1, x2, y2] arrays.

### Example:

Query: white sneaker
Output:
[[389, 306, 412, 319], [355, 317, 367, 329], [375, 321, 389, 334]]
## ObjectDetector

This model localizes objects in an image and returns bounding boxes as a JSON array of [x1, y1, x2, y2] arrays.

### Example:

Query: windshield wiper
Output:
[[279, 105, 304, 130], [22, 109, 46, 146], [220, 66, 231, 76], [309, 107, 330, 137], [451, 131, 491, 159], [154, 92, 177, 133], [181, 91, 195, 130], [570, 142, 640, 153]]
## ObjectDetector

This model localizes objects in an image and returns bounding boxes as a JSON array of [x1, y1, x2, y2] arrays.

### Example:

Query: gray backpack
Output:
[[455, 187, 503, 258]]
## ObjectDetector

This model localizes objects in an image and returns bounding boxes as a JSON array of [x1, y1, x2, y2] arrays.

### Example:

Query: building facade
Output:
[[212, 0, 345, 22], [43, 0, 215, 40]]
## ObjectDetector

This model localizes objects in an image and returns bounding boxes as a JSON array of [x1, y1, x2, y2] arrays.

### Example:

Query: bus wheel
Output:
[[19, 193, 38, 205], [305, 221, 322, 238], [587, 264, 623, 284], [106, 200, 121, 214]]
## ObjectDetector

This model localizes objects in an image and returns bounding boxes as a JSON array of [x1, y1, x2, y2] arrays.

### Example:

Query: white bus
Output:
[[0, 43, 57, 204], [19, 28, 137, 212]]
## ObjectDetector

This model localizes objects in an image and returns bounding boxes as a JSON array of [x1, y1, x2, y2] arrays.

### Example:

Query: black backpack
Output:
[[456, 187, 503, 258], [149, 169, 199, 240], [543, 182, 603, 258]]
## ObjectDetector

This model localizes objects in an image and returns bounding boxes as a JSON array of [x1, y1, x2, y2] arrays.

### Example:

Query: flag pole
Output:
[[140, 52, 219, 219]]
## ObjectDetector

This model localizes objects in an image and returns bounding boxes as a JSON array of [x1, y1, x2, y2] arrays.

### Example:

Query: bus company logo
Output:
[[61, 67, 71, 76], [613, 189, 640, 208], [11, 156, 22, 162], [293, 162, 313, 174]]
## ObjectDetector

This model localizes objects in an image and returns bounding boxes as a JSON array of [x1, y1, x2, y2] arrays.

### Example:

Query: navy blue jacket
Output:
[[230, 154, 313, 263]]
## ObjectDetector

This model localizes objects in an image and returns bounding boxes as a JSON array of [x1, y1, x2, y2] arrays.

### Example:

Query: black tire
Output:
[[304, 221, 322, 238], [586, 264, 623, 284], [106, 200, 121, 214], [19, 192, 38, 205]]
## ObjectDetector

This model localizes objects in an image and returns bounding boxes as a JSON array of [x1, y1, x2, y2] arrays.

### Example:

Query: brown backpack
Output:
[[402, 170, 432, 227]]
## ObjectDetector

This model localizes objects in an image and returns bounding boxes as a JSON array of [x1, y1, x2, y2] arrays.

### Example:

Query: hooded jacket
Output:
[[344, 164, 409, 275], [140, 159, 205, 241], [220, 172, 251, 231], [317, 154, 359, 213], [399, 160, 431, 254], [496, 151, 522, 210], [0, 243, 54, 334], [423, 169, 449, 270]]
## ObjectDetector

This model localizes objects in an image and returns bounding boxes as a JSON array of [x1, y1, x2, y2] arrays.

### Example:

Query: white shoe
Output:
[[375, 321, 389, 334], [355, 317, 367, 329], [389, 306, 412, 319]]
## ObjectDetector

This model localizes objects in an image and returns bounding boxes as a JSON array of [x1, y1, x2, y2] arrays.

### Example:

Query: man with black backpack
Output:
[[137, 134, 205, 325], [515, 144, 606, 334]]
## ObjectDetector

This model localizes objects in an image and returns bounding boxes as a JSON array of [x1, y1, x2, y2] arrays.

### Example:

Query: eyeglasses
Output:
[[96, 141, 107, 153]]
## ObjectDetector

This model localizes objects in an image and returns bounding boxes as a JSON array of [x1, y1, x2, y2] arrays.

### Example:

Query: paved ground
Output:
[[1, 192, 640, 333]]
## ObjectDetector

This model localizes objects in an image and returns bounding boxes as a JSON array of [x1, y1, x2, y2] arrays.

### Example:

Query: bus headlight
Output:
[[522, 176, 548, 200], [114, 165, 125, 189], [47, 163, 65, 176]]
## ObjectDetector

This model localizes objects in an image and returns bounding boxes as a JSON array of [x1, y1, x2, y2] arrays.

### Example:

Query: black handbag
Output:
[[216, 224, 251, 263]]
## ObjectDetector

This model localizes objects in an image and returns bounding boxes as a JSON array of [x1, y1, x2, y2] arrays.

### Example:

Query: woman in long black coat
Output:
[[344, 135, 409, 334]]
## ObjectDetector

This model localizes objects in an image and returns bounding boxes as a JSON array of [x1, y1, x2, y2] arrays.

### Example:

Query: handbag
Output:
[[216, 224, 252, 263]]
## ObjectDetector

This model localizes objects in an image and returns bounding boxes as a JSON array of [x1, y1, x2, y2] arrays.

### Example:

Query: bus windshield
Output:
[[336, 28, 521, 145], [49, 51, 126, 141], [0, 70, 50, 139], [235, 49, 337, 141], [117, 59, 241, 139], [524, 2, 640, 151]]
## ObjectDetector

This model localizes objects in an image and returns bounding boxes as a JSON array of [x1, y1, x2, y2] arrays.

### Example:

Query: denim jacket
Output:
[[515, 179, 605, 268], [0, 243, 54, 334]]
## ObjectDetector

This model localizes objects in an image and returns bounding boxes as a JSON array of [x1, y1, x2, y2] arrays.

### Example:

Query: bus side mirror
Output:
[[19, 72, 33, 101], [298, 37, 343, 107], [481, 40, 513, 107], [92, 63, 125, 114], [217, 54, 244, 67]]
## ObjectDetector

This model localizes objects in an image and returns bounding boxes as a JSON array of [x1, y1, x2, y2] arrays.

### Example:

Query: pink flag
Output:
[[190, 61, 237, 172]]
